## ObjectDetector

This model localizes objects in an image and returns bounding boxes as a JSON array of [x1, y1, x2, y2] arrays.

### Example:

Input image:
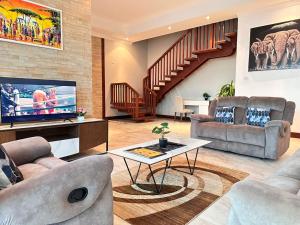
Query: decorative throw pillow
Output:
[[246, 107, 271, 127], [0, 145, 23, 190], [215, 106, 235, 124]]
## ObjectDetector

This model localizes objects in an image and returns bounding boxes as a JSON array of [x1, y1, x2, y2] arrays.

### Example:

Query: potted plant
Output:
[[203, 92, 211, 101], [218, 80, 235, 97], [152, 122, 171, 148], [76, 107, 87, 122]]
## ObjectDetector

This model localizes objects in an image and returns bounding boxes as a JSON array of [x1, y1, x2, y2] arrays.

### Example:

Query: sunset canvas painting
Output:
[[0, 0, 62, 50]]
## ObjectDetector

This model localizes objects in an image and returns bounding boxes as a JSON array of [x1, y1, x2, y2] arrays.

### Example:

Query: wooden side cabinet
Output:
[[0, 118, 108, 157]]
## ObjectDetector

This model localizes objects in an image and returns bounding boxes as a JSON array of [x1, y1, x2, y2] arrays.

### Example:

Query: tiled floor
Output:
[[101, 119, 300, 225]]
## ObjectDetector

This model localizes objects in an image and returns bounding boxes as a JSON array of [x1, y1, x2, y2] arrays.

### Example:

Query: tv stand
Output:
[[0, 118, 108, 158], [64, 118, 73, 123]]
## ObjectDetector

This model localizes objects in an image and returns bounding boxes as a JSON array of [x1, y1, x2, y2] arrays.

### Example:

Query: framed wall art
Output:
[[249, 19, 300, 71], [0, 0, 63, 50]]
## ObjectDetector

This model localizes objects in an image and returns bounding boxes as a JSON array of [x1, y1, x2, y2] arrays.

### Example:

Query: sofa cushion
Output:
[[18, 163, 49, 180], [34, 157, 67, 169], [227, 125, 265, 147], [246, 107, 271, 127], [196, 122, 229, 141], [248, 97, 286, 121], [265, 175, 300, 194], [216, 96, 248, 124], [275, 151, 300, 180], [0, 145, 23, 189], [215, 106, 235, 124]]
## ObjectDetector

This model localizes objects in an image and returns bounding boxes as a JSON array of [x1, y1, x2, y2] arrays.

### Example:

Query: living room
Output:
[[0, 0, 300, 225]]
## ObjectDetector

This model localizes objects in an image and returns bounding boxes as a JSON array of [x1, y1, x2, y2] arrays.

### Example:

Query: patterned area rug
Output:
[[113, 159, 248, 225]]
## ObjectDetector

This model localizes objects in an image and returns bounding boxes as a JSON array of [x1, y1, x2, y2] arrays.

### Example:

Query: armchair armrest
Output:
[[0, 155, 114, 225], [265, 120, 290, 137], [229, 179, 300, 225], [1, 136, 52, 166], [190, 114, 214, 122]]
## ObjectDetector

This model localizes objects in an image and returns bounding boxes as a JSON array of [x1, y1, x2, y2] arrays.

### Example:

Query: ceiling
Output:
[[91, 0, 297, 42]]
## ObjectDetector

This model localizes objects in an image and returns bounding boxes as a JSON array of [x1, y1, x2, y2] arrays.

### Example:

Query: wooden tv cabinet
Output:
[[0, 118, 108, 157]]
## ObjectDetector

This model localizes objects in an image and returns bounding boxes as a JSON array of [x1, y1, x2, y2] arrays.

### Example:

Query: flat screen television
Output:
[[0, 77, 77, 123]]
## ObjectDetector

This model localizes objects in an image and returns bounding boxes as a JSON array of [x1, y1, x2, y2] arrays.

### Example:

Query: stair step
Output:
[[153, 86, 160, 91], [177, 63, 190, 67], [185, 56, 198, 61], [159, 79, 171, 82], [225, 32, 237, 38], [171, 68, 183, 73], [154, 83, 165, 87], [192, 48, 219, 55], [165, 74, 176, 78]]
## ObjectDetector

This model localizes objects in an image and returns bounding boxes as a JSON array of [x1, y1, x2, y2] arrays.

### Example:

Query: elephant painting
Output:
[[249, 20, 300, 71]]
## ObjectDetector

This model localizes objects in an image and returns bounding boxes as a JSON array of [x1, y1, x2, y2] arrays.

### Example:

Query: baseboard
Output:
[[105, 115, 131, 120], [291, 132, 300, 139], [156, 114, 191, 121]]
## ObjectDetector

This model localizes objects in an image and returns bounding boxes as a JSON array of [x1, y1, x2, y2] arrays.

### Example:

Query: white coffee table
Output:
[[110, 138, 210, 193]]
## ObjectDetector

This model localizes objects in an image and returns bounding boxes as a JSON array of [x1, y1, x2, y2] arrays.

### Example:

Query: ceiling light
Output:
[[168, 26, 172, 30], [125, 37, 129, 41], [206, 16, 210, 20]]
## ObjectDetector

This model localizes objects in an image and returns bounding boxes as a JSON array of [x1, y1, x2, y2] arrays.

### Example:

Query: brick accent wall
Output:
[[0, 0, 95, 116], [92, 36, 103, 118]]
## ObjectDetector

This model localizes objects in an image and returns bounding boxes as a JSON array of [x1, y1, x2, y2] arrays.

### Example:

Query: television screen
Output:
[[0, 77, 76, 123]]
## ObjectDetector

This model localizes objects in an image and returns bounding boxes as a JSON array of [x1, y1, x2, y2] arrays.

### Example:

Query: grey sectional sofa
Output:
[[0, 137, 114, 225], [191, 96, 295, 159], [228, 149, 300, 225]]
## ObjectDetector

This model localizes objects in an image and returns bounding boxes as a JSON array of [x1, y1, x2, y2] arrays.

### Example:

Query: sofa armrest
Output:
[[1, 136, 52, 166], [190, 114, 214, 122], [265, 120, 290, 137], [0, 155, 114, 225], [229, 179, 300, 225], [264, 120, 291, 159]]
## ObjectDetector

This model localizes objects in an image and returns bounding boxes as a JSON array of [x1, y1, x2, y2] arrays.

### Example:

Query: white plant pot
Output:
[[77, 116, 85, 122]]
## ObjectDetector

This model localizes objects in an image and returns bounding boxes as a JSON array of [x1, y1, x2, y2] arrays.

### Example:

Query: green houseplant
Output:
[[203, 92, 211, 101], [218, 80, 235, 97], [152, 122, 171, 148]]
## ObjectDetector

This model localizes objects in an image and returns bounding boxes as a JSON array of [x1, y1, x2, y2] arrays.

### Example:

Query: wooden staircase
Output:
[[111, 19, 238, 121], [111, 83, 157, 121]]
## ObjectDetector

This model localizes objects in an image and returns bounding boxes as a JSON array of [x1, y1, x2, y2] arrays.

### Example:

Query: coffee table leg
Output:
[[148, 159, 169, 194], [123, 158, 141, 184], [170, 148, 200, 175], [190, 148, 199, 175]]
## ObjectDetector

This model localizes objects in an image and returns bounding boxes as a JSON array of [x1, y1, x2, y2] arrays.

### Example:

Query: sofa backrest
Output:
[[248, 97, 291, 122], [215, 96, 249, 124], [210, 96, 296, 125]]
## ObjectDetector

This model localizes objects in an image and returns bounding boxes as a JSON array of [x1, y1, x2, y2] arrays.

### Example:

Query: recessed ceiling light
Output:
[[168, 26, 172, 30], [125, 37, 129, 41], [206, 16, 210, 20]]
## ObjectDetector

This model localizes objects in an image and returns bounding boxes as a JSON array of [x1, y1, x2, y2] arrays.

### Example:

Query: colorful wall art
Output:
[[0, 0, 62, 50]]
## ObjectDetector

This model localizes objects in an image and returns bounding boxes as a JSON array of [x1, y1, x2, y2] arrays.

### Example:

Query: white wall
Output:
[[147, 31, 236, 116], [235, 3, 300, 132], [105, 39, 148, 117], [147, 31, 183, 66]]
